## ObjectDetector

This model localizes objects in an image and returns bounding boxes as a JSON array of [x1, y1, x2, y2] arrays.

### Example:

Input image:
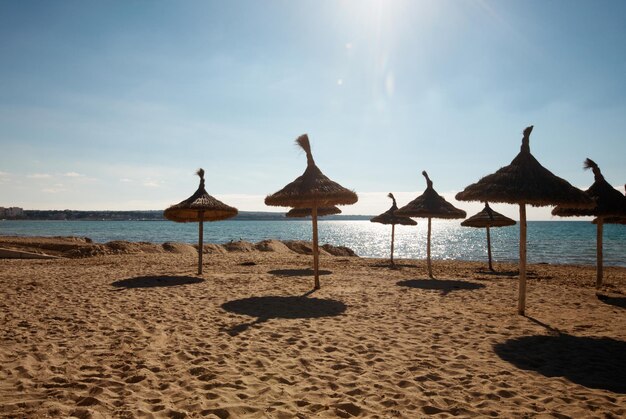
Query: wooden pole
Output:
[[486, 226, 493, 271], [427, 217, 433, 278], [198, 212, 204, 275], [312, 205, 320, 289], [596, 217, 604, 289], [390, 224, 395, 266], [518, 204, 527, 315]]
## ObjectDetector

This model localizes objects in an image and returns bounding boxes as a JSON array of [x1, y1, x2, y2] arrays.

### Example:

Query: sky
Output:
[[0, 0, 625, 220]]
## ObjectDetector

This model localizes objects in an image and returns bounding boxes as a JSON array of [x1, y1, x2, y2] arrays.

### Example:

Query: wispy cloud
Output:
[[143, 180, 161, 188], [42, 184, 67, 193], [63, 172, 83, 177], [27, 173, 52, 179]]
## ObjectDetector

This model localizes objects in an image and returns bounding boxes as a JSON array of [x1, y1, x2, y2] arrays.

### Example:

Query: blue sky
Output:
[[1, 0, 624, 219]]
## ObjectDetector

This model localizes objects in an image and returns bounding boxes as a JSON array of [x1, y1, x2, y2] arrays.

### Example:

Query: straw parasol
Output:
[[455, 126, 594, 315], [592, 185, 626, 225], [286, 206, 341, 218], [370, 193, 417, 266], [164, 169, 238, 274], [395, 171, 466, 278], [461, 202, 516, 271], [552, 160, 626, 288], [594, 216, 626, 225], [265, 134, 358, 289]]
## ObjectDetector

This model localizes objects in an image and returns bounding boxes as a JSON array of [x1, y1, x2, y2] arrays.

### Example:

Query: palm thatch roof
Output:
[[164, 169, 238, 222], [593, 185, 626, 225], [265, 134, 358, 208], [455, 126, 594, 208], [461, 203, 516, 228], [395, 172, 466, 219], [593, 216, 626, 225], [286, 206, 341, 218], [370, 193, 417, 226], [455, 126, 595, 314], [552, 159, 626, 218]]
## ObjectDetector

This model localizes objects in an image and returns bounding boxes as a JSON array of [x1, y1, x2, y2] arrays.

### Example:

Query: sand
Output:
[[0, 236, 625, 418]]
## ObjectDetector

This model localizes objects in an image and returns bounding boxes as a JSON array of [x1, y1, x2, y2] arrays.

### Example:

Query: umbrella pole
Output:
[[596, 217, 604, 289], [486, 226, 493, 271], [198, 213, 204, 275], [518, 204, 527, 315], [312, 205, 320, 289], [390, 224, 395, 266], [427, 217, 433, 278]]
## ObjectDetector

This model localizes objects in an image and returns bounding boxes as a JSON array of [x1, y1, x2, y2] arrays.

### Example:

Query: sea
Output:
[[1, 220, 625, 267]]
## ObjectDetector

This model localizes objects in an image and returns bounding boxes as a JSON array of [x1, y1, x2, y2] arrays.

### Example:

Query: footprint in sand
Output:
[[346, 388, 364, 396], [76, 396, 101, 407], [88, 386, 104, 396], [189, 366, 208, 376], [422, 405, 446, 415], [204, 392, 220, 400], [333, 402, 362, 418], [201, 408, 229, 419], [70, 408, 94, 419], [124, 375, 146, 384]]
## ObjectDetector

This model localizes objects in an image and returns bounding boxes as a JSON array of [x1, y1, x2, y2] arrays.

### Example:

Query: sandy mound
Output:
[[255, 239, 292, 253], [67, 241, 165, 258], [0, 247, 60, 259], [0, 236, 94, 257], [0, 236, 359, 262], [104, 241, 162, 254], [222, 240, 256, 252], [322, 243, 358, 257], [65, 244, 109, 258], [162, 242, 198, 255], [283, 240, 330, 256], [202, 243, 227, 254]]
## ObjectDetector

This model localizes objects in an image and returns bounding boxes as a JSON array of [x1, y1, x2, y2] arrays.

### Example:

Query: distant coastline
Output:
[[2, 210, 373, 222]]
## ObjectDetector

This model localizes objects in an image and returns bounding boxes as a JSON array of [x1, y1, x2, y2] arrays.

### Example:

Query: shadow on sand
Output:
[[474, 269, 519, 277], [111, 275, 204, 289], [596, 293, 626, 309], [268, 269, 332, 277], [397, 279, 485, 295], [474, 269, 543, 278], [370, 262, 414, 270], [221, 294, 346, 335], [494, 334, 626, 393]]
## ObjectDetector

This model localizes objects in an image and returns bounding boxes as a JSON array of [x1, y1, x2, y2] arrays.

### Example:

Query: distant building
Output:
[[0, 207, 24, 218]]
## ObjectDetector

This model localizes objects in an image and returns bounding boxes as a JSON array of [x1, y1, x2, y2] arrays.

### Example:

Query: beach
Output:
[[1, 237, 625, 418]]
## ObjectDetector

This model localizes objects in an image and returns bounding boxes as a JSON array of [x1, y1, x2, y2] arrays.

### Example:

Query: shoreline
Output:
[[2, 220, 624, 270], [0, 234, 618, 270]]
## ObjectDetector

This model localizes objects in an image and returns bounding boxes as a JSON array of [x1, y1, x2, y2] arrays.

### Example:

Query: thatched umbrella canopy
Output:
[[461, 202, 516, 271], [164, 169, 238, 274], [455, 126, 594, 315], [286, 206, 341, 218], [553, 160, 626, 288], [593, 217, 626, 225], [265, 134, 358, 289], [594, 216, 626, 225], [370, 193, 417, 266], [395, 171, 466, 278], [593, 185, 626, 225]]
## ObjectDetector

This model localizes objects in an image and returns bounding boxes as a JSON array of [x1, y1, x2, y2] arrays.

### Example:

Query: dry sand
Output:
[[0, 236, 625, 418]]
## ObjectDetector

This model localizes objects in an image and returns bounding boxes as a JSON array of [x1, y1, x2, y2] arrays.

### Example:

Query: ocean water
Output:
[[1, 220, 625, 267]]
